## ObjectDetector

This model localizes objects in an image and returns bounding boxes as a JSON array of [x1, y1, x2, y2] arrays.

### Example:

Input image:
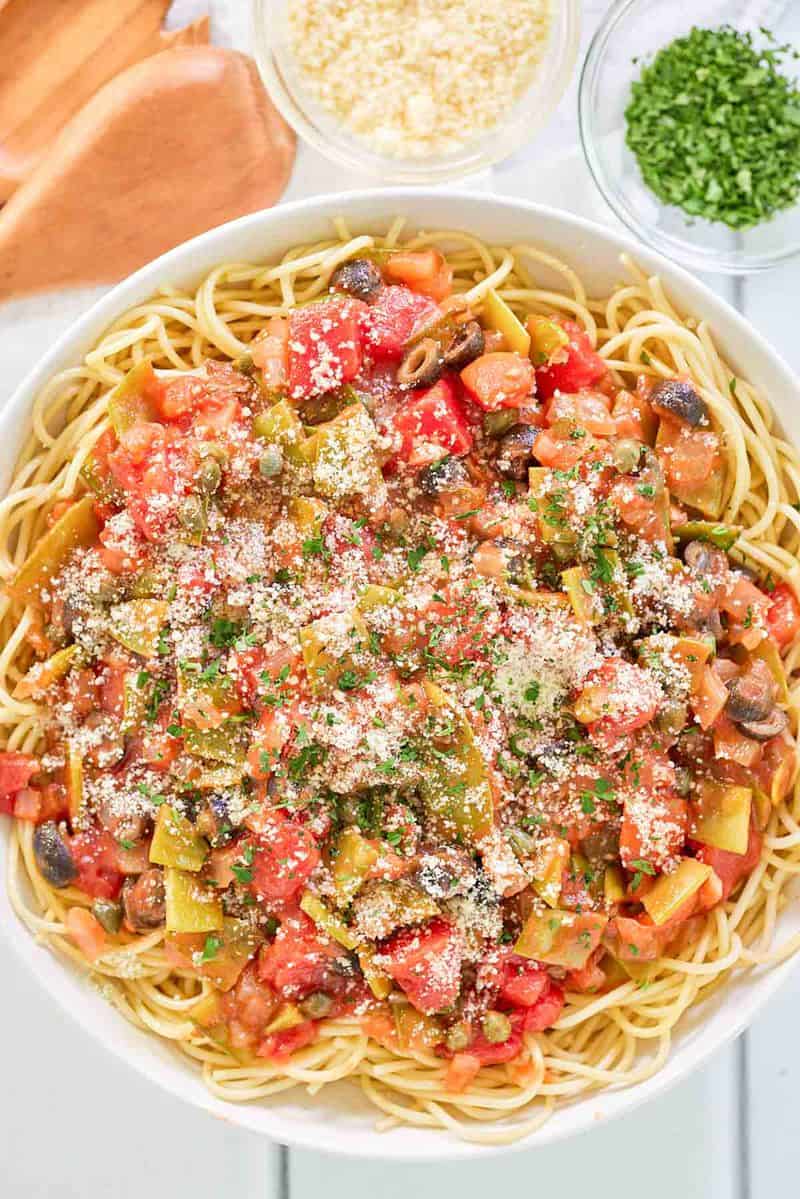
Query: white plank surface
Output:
[[738, 268, 800, 1199], [0, 955, 276, 1198], [1, 1, 799, 1195], [291, 1051, 741, 1198]]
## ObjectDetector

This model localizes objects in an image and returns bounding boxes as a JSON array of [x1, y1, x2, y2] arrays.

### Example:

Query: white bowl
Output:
[[2, 190, 799, 1159]]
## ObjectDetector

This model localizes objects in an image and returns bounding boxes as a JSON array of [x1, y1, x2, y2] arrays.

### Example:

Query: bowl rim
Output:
[[577, 0, 800, 276], [2, 187, 800, 1159], [250, 0, 582, 183]]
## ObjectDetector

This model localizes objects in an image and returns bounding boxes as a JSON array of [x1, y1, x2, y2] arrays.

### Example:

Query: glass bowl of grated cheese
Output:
[[251, 0, 581, 182]]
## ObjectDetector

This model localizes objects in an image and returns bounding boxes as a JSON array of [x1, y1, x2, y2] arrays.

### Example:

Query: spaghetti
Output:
[[2, 220, 800, 1146]]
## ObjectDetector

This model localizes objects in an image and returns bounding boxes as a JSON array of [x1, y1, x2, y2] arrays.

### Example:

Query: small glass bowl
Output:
[[251, 0, 581, 184], [579, 0, 800, 274]]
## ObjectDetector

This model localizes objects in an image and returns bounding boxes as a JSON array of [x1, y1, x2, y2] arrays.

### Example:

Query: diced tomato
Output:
[[257, 1020, 317, 1062], [719, 577, 771, 650], [657, 418, 720, 492], [250, 317, 289, 392], [520, 980, 565, 1031], [220, 963, 279, 1036], [609, 477, 669, 543], [619, 792, 688, 871], [246, 707, 294, 780], [532, 426, 590, 471], [713, 716, 762, 769], [445, 1052, 482, 1093], [36, 783, 68, 824], [140, 725, 182, 771], [533, 320, 607, 400], [545, 390, 616, 436], [118, 420, 164, 464], [99, 664, 127, 721], [753, 734, 798, 804], [378, 917, 463, 1014], [694, 820, 763, 901], [65, 907, 107, 961], [565, 951, 606, 994], [384, 249, 453, 302], [419, 593, 496, 666], [287, 299, 365, 401], [108, 426, 194, 540], [248, 812, 319, 903], [69, 828, 124, 899], [0, 751, 39, 815], [393, 377, 473, 465], [691, 664, 730, 730], [156, 375, 210, 422], [363, 286, 439, 362], [576, 658, 660, 744], [612, 388, 656, 444], [460, 352, 536, 411], [720, 578, 770, 627], [605, 914, 674, 962], [232, 645, 299, 710], [12, 788, 42, 822], [767, 583, 800, 649], [258, 914, 348, 998], [497, 954, 548, 1008], [194, 394, 242, 435]]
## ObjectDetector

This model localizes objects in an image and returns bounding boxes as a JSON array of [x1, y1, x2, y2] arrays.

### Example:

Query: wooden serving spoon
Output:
[[0, 0, 210, 200], [0, 46, 297, 301]]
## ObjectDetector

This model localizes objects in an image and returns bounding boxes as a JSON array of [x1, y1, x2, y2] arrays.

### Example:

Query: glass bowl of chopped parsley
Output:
[[579, 0, 800, 273]]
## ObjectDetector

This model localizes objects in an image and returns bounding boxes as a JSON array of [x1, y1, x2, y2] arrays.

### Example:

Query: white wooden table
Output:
[[2, 2, 800, 1195]]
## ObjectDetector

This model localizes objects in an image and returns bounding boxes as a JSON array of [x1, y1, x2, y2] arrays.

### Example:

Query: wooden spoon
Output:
[[0, 46, 296, 301], [0, 0, 210, 200]]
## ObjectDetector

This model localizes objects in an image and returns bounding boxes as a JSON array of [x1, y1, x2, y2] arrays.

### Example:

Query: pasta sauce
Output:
[[2, 229, 799, 1142]]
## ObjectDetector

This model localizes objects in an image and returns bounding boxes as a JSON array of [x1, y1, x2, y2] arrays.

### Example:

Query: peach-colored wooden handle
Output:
[[0, 47, 297, 302], [0, 0, 210, 201]]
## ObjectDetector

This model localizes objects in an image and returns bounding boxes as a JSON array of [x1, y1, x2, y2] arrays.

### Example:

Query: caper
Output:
[[507, 827, 536, 858], [200, 442, 228, 465], [550, 538, 576, 563], [445, 1022, 471, 1052], [655, 700, 688, 738], [674, 767, 692, 798], [481, 1011, 512, 1044], [92, 898, 123, 934], [234, 352, 255, 376], [612, 438, 643, 474], [259, 445, 284, 478], [199, 459, 222, 496], [300, 991, 334, 1019], [388, 507, 409, 534], [484, 409, 519, 438], [179, 496, 206, 536]]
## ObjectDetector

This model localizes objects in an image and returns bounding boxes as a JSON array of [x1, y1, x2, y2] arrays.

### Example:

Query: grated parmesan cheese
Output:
[[286, 0, 553, 158]]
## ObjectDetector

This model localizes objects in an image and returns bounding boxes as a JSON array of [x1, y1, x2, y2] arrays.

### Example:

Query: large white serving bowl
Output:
[[1, 191, 799, 1159]]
